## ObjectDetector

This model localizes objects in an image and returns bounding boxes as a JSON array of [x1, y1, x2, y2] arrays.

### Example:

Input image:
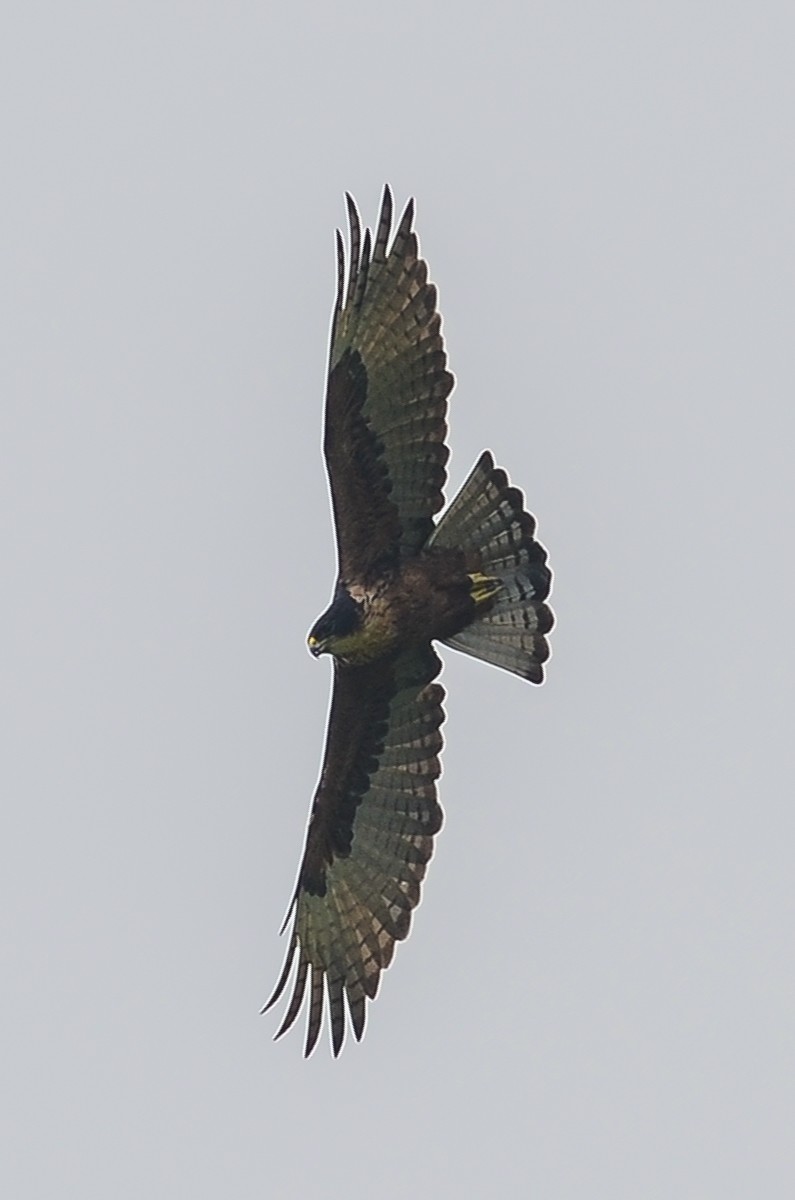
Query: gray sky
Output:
[[4, 2, 794, 1196]]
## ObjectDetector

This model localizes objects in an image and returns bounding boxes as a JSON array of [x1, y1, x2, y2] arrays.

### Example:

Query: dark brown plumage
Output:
[[263, 187, 553, 1056]]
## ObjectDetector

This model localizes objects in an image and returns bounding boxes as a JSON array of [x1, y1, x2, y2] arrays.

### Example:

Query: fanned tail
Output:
[[429, 451, 553, 683]]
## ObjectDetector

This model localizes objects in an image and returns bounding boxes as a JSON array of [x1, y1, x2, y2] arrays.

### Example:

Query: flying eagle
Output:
[[264, 187, 553, 1056]]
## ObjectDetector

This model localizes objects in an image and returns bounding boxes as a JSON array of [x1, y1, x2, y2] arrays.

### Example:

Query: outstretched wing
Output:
[[324, 187, 455, 580], [263, 646, 445, 1057]]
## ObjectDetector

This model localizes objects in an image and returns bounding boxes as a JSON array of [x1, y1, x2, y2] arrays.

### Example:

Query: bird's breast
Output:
[[330, 584, 400, 665]]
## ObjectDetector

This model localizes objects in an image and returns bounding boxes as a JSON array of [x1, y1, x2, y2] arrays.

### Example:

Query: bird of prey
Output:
[[264, 186, 553, 1057]]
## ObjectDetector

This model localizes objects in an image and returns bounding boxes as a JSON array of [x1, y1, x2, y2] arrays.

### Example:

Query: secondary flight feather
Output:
[[264, 187, 553, 1056]]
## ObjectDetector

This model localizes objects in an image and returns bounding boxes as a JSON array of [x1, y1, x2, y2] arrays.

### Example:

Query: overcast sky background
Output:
[[4, 3, 794, 1196]]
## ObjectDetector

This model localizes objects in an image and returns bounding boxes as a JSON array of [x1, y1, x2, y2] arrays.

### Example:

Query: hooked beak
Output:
[[307, 635, 322, 658]]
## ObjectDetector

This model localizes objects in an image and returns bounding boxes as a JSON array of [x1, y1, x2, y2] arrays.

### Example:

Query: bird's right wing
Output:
[[263, 645, 445, 1057]]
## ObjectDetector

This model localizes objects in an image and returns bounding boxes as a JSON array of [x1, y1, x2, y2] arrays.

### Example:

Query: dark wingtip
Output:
[[344, 191, 358, 223], [278, 892, 298, 937], [272, 1016, 293, 1042], [304, 1026, 321, 1059], [303, 970, 325, 1059], [260, 982, 284, 1017], [373, 186, 394, 264], [260, 930, 297, 1014], [345, 986, 367, 1044]]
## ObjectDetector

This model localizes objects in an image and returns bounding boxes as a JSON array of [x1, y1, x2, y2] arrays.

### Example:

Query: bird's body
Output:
[[311, 548, 482, 666], [264, 188, 553, 1056]]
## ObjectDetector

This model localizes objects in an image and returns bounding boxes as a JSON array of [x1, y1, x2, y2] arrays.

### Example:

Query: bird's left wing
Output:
[[263, 645, 444, 1057], [323, 187, 455, 580]]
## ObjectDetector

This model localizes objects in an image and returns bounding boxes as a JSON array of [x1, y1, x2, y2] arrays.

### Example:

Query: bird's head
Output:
[[307, 586, 364, 658]]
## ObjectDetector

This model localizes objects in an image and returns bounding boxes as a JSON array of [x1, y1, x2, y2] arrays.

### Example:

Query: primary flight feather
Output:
[[263, 187, 553, 1057]]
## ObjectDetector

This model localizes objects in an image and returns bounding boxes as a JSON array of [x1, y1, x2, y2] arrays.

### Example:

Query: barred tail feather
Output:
[[429, 451, 553, 683]]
